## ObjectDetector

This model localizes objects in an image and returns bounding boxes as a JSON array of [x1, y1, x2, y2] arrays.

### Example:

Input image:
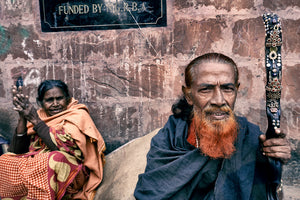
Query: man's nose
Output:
[[210, 87, 226, 107]]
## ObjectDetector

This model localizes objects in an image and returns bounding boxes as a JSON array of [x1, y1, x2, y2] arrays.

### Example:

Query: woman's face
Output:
[[42, 87, 69, 116]]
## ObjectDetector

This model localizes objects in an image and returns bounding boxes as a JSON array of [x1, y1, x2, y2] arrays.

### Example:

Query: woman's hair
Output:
[[36, 80, 71, 106], [172, 53, 239, 121]]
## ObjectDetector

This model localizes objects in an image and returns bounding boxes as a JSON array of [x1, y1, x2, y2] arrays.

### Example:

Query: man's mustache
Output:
[[203, 105, 232, 116]]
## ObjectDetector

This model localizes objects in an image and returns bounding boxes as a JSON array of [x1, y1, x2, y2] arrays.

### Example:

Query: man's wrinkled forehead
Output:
[[191, 62, 236, 83], [193, 61, 235, 72]]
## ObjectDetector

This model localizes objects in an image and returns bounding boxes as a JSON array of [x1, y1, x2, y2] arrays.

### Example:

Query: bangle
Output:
[[16, 132, 27, 137]]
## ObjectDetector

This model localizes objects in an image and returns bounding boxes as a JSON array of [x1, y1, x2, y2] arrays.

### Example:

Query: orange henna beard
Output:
[[192, 106, 238, 159]]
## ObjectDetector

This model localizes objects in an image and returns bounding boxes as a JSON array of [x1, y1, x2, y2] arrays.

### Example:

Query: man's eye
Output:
[[222, 87, 234, 93], [198, 88, 211, 93]]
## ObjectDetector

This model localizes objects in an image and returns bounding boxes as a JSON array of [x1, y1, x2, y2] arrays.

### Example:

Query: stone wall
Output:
[[0, 0, 299, 193]]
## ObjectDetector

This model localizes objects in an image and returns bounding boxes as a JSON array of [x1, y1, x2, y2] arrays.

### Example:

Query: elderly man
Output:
[[134, 53, 291, 200]]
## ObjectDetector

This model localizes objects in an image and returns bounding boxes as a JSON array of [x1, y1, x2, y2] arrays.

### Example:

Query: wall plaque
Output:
[[39, 0, 167, 32]]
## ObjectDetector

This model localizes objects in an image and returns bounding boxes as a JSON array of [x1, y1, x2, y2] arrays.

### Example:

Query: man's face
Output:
[[186, 62, 238, 120], [185, 62, 239, 158]]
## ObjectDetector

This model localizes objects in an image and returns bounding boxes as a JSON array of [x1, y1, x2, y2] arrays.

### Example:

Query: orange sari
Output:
[[0, 98, 105, 200]]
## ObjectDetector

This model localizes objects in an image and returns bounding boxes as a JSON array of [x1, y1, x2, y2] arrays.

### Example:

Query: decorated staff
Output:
[[263, 13, 283, 200]]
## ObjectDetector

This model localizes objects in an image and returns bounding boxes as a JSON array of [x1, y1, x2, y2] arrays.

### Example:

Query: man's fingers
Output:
[[262, 138, 289, 147], [274, 128, 286, 138], [263, 151, 291, 163], [262, 145, 291, 154], [261, 137, 292, 164], [259, 134, 266, 142], [263, 151, 290, 158]]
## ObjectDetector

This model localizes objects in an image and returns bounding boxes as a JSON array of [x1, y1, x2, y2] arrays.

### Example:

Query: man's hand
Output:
[[259, 129, 291, 164]]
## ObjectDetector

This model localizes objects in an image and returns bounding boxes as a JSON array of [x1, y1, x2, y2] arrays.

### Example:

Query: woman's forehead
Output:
[[43, 87, 64, 97]]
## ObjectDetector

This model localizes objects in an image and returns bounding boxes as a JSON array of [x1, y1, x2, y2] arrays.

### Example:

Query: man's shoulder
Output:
[[153, 115, 187, 141], [236, 116, 262, 135], [160, 115, 187, 132], [167, 114, 184, 123]]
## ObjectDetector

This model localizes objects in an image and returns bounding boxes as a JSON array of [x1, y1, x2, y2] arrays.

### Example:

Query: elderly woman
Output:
[[0, 80, 105, 200]]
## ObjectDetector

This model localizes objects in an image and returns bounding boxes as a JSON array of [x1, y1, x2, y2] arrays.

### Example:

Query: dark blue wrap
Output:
[[134, 115, 274, 200]]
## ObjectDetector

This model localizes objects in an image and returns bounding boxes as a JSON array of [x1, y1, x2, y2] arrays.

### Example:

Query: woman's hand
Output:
[[12, 85, 42, 126], [259, 129, 291, 164]]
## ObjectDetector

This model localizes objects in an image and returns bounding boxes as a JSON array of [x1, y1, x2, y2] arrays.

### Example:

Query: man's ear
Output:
[[182, 86, 193, 106], [236, 82, 240, 90]]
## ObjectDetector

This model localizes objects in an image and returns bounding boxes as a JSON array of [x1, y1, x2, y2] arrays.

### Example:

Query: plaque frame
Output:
[[39, 0, 167, 32]]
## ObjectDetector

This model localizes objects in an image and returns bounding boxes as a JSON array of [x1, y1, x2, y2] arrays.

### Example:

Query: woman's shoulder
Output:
[[64, 103, 94, 125], [69, 103, 90, 115]]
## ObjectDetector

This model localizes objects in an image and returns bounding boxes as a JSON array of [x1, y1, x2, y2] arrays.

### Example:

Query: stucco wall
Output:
[[0, 0, 299, 195]]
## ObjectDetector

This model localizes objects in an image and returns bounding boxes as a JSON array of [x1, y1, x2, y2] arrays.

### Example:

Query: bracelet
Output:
[[16, 132, 27, 137]]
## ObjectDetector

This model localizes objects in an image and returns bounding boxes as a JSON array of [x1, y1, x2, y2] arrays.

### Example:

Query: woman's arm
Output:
[[12, 85, 58, 152], [9, 86, 31, 153], [8, 130, 31, 154], [33, 121, 58, 151]]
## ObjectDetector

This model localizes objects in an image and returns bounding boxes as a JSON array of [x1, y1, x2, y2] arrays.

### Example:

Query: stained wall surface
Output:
[[0, 0, 299, 195]]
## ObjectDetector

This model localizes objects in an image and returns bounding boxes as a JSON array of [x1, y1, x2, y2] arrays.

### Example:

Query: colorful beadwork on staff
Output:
[[263, 13, 282, 139]]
